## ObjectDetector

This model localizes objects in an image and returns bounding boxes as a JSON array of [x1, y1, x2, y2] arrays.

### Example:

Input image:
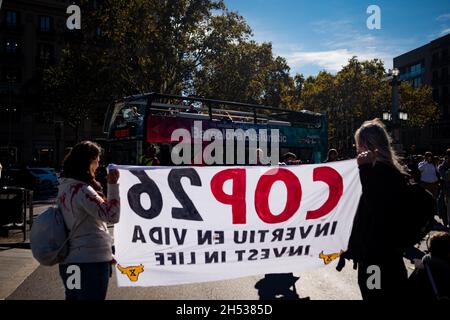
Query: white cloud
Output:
[[436, 13, 450, 21], [285, 48, 393, 74], [440, 28, 450, 36]]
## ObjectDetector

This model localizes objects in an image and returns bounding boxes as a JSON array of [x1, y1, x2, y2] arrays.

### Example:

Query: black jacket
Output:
[[345, 161, 407, 264]]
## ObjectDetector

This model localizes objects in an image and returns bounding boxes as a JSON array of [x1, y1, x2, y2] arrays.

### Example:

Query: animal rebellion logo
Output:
[[117, 264, 144, 282], [319, 250, 344, 265]]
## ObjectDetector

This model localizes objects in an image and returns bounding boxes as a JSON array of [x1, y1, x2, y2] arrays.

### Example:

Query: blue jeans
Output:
[[59, 262, 111, 300]]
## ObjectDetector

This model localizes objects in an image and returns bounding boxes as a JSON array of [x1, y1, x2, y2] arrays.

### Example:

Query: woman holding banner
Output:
[[57, 141, 120, 300], [338, 119, 409, 300]]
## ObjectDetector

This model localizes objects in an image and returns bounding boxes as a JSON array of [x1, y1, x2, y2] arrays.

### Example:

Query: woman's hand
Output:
[[357, 149, 377, 166], [107, 169, 120, 184]]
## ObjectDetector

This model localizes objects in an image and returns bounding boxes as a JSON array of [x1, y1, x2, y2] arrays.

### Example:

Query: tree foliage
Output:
[[44, 1, 438, 147]]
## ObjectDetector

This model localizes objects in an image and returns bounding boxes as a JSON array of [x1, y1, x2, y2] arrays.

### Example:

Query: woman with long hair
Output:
[[57, 141, 120, 300], [341, 119, 409, 300]]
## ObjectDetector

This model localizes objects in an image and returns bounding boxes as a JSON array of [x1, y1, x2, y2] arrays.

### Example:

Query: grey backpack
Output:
[[30, 206, 87, 266]]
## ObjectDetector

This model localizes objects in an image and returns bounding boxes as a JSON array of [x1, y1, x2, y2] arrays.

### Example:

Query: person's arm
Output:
[[78, 170, 120, 223], [418, 161, 426, 172], [357, 151, 395, 210]]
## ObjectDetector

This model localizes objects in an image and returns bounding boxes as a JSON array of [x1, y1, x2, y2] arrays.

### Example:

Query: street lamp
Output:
[[399, 111, 408, 121], [6, 74, 17, 149]]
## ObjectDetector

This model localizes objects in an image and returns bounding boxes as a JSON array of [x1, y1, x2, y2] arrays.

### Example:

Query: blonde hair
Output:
[[354, 118, 407, 174]]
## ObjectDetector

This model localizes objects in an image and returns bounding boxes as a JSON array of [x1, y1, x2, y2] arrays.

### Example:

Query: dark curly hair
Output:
[[62, 141, 104, 198]]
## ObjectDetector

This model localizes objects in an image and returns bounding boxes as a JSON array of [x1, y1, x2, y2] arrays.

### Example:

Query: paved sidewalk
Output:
[[0, 203, 52, 300], [0, 248, 39, 299]]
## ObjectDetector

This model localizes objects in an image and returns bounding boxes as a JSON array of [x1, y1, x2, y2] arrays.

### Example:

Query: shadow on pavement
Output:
[[0, 242, 31, 250], [254, 273, 310, 300]]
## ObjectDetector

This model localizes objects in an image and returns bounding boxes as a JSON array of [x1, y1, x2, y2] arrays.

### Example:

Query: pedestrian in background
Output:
[[140, 144, 160, 166], [438, 149, 450, 229], [57, 141, 120, 300], [408, 231, 450, 300], [418, 152, 440, 198], [324, 149, 339, 162], [338, 118, 408, 300]]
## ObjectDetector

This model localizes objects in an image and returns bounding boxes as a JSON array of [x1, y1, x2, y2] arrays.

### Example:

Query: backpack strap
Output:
[[424, 259, 441, 300]]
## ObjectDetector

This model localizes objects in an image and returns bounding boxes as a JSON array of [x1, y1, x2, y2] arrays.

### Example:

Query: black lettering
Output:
[[234, 231, 247, 244], [173, 228, 187, 245], [271, 229, 283, 242], [285, 227, 296, 240], [299, 225, 313, 239], [260, 248, 270, 259], [132, 225, 146, 243], [258, 230, 269, 242], [127, 170, 162, 219], [149, 227, 163, 244], [155, 252, 164, 265], [168, 168, 203, 221], [235, 250, 245, 261], [248, 249, 258, 260], [205, 251, 219, 263], [289, 246, 304, 256], [315, 223, 330, 237], [273, 247, 287, 257], [198, 230, 212, 245], [331, 221, 338, 235]]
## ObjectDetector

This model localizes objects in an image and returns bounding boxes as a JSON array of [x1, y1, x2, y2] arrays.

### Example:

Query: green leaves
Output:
[[43, 0, 438, 147]]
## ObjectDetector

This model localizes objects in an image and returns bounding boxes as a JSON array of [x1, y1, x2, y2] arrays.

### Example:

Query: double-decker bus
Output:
[[102, 93, 327, 166]]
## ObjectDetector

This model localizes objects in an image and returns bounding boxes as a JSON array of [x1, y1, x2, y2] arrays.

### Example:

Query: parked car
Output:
[[27, 167, 59, 190], [1, 167, 59, 191]]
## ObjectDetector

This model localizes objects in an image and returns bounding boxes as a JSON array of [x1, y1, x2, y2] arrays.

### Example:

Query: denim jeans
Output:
[[59, 262, 111, 300]]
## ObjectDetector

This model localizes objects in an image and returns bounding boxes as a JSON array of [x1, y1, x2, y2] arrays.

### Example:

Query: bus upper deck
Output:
[[103, 93, 328, 165]]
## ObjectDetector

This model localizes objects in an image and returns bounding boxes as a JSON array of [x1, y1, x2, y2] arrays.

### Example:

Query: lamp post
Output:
[[383, 68, 404, 152], [6, 75, 16, 149], [390, 68, 401, 151], [54, 121, 63, 170]]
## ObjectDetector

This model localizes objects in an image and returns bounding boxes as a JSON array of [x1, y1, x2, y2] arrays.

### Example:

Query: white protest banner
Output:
[[113, 160, 361, 286]]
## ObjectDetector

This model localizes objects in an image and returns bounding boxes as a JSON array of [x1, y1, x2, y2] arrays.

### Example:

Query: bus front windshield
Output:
[[107, 100, 146, 139]]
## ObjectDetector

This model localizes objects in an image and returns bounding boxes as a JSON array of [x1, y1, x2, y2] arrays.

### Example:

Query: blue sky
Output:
[[224, 0, 450, 77]]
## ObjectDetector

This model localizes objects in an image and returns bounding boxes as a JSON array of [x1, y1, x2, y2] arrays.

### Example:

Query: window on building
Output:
[[5, 10, 18, 27], [411, 63, 422, 74], [5, 39, 19, 54], [411, 77, 422, 88], [39, 16, 52, 32]]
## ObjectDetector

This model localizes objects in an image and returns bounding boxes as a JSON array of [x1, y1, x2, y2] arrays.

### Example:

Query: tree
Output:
[[193, 40, 294, 107], [297, 57, 438, 156], [398, 82, 438, 127], [44, 0, 264, 135]]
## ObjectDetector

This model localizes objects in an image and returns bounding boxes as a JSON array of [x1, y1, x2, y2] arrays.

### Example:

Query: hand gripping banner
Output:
[[112, 160, 362, 286]]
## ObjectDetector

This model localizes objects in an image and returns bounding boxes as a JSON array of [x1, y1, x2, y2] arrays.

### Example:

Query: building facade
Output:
[[0, 0, 103, 169], [394, 33, 450, 153]]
